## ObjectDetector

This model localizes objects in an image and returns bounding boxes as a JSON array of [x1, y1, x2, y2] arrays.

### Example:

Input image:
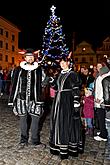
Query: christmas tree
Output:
[[41, 5, 69, 68]]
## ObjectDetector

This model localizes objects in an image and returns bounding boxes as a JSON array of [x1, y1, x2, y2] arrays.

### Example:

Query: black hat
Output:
[[24, 48, 35, 56], [18, 48, 40, 57]]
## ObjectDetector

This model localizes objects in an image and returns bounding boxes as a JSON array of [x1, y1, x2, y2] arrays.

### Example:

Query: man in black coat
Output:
[[8, 48, 46, 149]]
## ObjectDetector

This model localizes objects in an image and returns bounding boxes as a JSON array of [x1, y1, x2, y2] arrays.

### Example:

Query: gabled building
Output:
[[73, 41, 97, 69], [96, 36, 110, 62], [0, 16, 22, 69]]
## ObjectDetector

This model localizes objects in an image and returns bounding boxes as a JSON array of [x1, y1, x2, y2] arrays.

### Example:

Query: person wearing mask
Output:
[[8, 48, 46, 149], [49, 56, 84, 160]]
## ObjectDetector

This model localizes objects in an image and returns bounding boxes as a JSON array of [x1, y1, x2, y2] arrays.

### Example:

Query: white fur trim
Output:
[[61, 68, 72, 74], [49, 77, 54, 83], [74, 101, 80, 107], [20, 61, 38, 70]]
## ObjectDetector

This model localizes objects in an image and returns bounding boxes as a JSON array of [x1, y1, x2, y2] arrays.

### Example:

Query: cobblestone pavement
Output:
[[0, 95, 110, 165]]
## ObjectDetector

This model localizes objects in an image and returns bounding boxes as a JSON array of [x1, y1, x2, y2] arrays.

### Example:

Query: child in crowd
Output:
[[83, 87, 94, 136]]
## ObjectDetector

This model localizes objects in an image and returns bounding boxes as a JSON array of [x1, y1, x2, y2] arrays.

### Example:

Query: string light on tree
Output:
[[41, 5, 69, 68], [50, 5, 56, 16]]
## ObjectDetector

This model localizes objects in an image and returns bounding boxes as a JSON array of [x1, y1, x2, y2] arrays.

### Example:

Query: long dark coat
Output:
[[49, 69, 83, 158]]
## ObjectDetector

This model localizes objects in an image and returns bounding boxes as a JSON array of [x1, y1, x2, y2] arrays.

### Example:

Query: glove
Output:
[[13, 107, 18, 116], [8, 103, 18, 116]]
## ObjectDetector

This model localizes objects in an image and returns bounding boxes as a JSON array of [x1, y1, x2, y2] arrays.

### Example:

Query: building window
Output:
[[82, 57, 86, 62], [6, 31, 8, 38], [12, 34, 15, 41], [6, 43, 8, 49], [0, 53, 3, 61], [0, 41, 3, 48], [0, 28, 3, 35], [12, 57, 14, 64], [12, 45, 15, 51], [5, 55, 8, 62], [75, 57, 78, 62], [90, 57, 93, 62]]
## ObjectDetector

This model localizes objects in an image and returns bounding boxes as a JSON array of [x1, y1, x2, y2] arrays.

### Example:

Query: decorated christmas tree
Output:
[[41, 5, 69, 68]]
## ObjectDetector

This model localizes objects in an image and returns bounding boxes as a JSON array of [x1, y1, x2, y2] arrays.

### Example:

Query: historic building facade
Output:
[[0, 16, 22, 69], [96, 36, 110, 62], [73, 41, 97, 69], [72, 34, 110, 70]]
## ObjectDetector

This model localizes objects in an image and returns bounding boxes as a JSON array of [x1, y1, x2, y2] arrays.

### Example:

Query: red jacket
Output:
[[83, 95, 94, 118]]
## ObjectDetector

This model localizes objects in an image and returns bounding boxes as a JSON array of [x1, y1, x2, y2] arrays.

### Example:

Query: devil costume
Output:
[[8, 61, 44, 145], [49, 68, 84, 159]]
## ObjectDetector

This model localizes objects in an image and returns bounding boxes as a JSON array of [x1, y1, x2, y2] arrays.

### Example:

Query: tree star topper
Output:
[[50, 5, 56, 16]]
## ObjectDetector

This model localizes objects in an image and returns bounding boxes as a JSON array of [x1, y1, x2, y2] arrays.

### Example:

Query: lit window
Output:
[[82, 47, 86, 51], [104, 55, 108, 58]]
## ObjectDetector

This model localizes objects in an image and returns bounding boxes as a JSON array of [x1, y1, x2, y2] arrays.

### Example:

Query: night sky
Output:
[[2, 1, 110, 51]]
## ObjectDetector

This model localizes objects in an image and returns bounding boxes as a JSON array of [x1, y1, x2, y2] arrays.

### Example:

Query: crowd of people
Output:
[[0, 48, 110, 160], [78, 60, 110, 142], [0, 64, 16, 97]]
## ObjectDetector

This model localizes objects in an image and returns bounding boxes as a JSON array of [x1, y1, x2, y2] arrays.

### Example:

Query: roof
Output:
[[0, 16, 21, 32]]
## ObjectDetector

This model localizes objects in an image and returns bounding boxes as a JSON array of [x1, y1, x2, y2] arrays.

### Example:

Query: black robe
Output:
[[49, 69, 84, 159]]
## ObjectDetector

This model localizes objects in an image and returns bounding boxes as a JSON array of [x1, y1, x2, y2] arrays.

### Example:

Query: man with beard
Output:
[[8, 48, 46, 149]]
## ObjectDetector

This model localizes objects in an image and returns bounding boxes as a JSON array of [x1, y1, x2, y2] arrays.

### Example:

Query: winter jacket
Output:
[[83, 95, 94, 118], [102, 72, 110, 119]]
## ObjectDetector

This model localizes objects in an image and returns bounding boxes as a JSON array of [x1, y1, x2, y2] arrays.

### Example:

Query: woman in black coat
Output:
[[49, 57, 84, 159]]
